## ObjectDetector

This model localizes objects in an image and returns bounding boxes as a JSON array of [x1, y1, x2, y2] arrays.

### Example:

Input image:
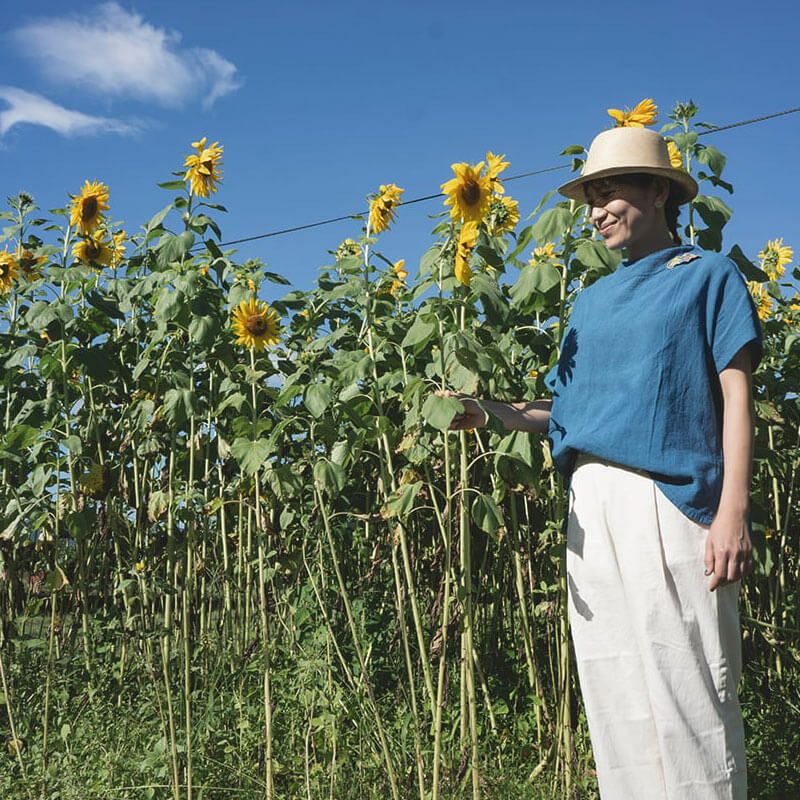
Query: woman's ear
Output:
[[652, 177, 670, 209]]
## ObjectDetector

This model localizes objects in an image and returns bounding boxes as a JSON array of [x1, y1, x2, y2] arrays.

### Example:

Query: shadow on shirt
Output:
[[548, 326, 579, 444]]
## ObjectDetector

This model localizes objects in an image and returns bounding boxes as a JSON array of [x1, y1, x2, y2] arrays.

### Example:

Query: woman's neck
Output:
[[625, 230, 677, 262]]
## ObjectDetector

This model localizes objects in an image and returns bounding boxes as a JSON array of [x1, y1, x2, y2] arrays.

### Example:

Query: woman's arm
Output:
[[444, 394, 552, 435], [705, 344, 756, 591]]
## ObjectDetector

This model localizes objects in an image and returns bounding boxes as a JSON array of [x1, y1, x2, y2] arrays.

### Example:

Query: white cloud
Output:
[[0, 86, 135, 137], [13, 3, 243, 108]]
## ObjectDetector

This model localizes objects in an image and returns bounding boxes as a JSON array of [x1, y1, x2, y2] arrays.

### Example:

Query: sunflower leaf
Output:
[[86, 290, 125, 320], [695, 145, 726, 178], [305, 383, 332, 418], [532, 207, 573, 244], [727, 245, 768, 282], [145, 202, 175, 234], [471, 493, 504, 535], [162, 388, 197, 427], [313, 458, 345, 496], [421, 394, 462, 431], [510, 264, 560, 307], [188, 314, 217, 347], [262, 271, 291, 285], [157, 181, 187, 191], [231, 437, 271, 476], [382, 481, 423, 518], [401, 314, 438, 351]]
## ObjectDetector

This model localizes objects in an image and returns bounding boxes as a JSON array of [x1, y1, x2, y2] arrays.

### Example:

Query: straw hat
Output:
[[558, 127, 698, 205]]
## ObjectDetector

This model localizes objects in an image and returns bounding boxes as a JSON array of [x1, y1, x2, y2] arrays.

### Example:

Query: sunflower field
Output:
[[0, 100, 798, 800]]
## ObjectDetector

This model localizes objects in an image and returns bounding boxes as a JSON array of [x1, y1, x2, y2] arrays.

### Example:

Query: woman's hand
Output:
[[435, 390, 487, 430], [704, 507, 754, 591]]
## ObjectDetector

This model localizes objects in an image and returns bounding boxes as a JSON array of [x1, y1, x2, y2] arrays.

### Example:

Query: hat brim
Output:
[[558, 166, 698, 206]]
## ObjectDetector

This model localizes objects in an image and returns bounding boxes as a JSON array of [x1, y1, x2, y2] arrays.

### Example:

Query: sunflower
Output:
[[486, 151, 510, 193], [454, 221, 479, 287], [111, 231, 127, 267], [69, 180, 110, 234], [384, 259, 408, 297], [442, 163, 493, 223], [18, 249, 46, 280], [667, 140, 683, 170], [488, 195, 520, 236], [368, 184, 404, 233], [72, 233, 113, 267], [336, 238, 361, 261], [184, 136, 224, 198], [747, 281, 773, 321], [607, 98, 658, 128], [231, 298, 281, 350], [529, 242, 562, 268], [758, 238, 793, 281], [80, 462, 111, 499], [0, 250, 19, 292]]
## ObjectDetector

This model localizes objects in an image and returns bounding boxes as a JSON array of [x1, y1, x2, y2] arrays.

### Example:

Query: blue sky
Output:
[[2, 0, 798, 297]]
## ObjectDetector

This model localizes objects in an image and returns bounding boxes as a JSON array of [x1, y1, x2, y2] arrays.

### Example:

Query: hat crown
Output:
[[582, 127, 671, 176], [557, 125, 698, 204]]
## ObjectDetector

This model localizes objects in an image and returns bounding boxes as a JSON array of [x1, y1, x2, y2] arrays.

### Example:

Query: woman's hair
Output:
[[584, 173, 682, 245]]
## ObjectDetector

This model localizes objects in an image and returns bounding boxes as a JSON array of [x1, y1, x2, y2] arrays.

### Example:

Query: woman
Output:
[[448, 127, 761, 799]]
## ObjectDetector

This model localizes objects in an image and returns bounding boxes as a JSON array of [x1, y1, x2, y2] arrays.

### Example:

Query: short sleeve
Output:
[[705, 258, 763, 373]]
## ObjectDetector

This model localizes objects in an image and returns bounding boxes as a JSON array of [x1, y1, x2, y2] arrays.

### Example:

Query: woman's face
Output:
[[584, 177, 667, 253]]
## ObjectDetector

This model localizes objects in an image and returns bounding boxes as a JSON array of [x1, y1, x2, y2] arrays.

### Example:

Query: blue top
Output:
[[544, 244, 763, 525]]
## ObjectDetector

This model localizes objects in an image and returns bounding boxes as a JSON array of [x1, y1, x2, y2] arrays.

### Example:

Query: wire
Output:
[[696, 106, 800, 136], [198, 106, 800, 252]]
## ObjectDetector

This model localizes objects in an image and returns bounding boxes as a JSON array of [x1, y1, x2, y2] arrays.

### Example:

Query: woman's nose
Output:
[[589, 204, 606, 226]]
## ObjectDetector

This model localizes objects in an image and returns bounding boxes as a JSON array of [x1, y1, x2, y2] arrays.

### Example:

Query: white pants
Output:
[[567, 452, 747, 800]]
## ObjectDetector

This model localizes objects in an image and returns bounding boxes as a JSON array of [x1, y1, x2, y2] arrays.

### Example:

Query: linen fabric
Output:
[[567, 452, 747, 800], [544, 245, 763, 525]]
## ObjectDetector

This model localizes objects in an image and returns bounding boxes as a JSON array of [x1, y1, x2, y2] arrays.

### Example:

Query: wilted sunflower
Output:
[[758, 238, 793, 281], [488, 195, 520, 236], [184, 136, 224, 198], [336, 238, 361, 261], [442, 163, 493, 223], [454, 221, 479, 287], [747, 281, 773, 321], [69, 180, 110, 234], [666, 140, 683, 169], [18, 249, 46, 281], [80, 462, 112, 499], [607, 98, 658, 128], [368, 184, 404, 233], [231, 298, 281, 351], [0, 250, 19, 292], [72, 233, 113, 267]]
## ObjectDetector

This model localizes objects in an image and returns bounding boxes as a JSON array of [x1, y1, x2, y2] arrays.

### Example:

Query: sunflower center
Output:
[[81, 196, 98, 221], [245, 315, 269, 336], [86, 242, 100, 260], [461, 180, 481, 206], [201, 159, 215, 176]]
